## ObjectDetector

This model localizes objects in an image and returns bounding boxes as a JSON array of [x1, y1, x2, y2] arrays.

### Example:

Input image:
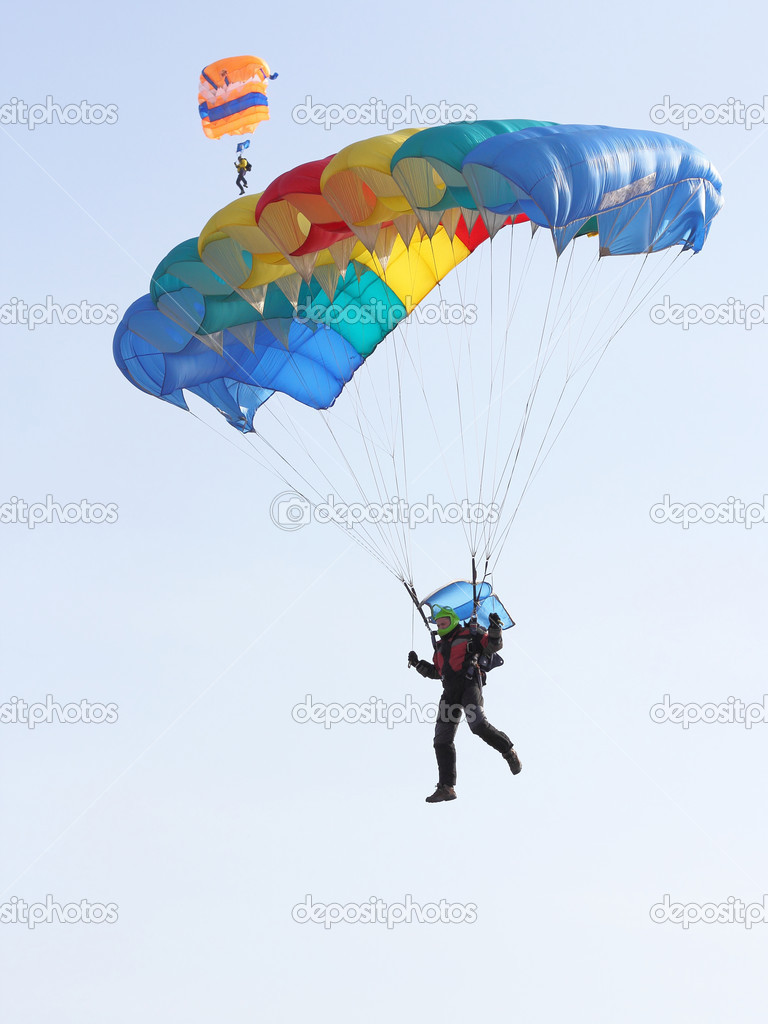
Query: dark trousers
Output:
[[434, 679, 513, 786], [236, 171, 247, 193]]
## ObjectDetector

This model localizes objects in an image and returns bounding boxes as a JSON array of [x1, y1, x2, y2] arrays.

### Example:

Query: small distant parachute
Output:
[[198, 56, 278, 141]]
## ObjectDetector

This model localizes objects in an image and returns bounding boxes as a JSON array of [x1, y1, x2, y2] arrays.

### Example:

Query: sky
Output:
[[2, 1, 768, 1021]]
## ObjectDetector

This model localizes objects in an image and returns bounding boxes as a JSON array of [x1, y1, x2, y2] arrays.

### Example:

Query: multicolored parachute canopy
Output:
[[116, 119, 722, 423], [114, 118, 723, 589], [198, 56, 277, 140]]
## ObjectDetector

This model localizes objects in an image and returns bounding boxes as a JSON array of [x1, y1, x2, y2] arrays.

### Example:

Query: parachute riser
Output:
[[464, 556, 492, 679], [403, 580, 438, 650], [466, 557, 480, 680]]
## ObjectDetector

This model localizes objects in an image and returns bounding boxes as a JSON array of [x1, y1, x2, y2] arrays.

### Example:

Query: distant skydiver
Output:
[[235, 156, 251, 195], [408, 608, 521, 803]]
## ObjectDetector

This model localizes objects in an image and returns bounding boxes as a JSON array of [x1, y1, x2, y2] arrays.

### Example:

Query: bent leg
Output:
[[462, 683, 513, 754]]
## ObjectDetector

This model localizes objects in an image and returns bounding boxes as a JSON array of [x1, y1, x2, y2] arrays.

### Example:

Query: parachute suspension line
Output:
[[342, 273, 416, 584], [485, 253, 563, 532], [460, 228, 493, 556], [538, 249, 600, 384], [556, 253, 636, 374], [401, 232, 478, 558], [187, 407, 276, 479], [392, 330, 414, 587], [327, 388, 407, 572], [372, 266, 419, 582], [473, 233, 494, 555], [256, 398, 380, 523], [485, 252, 631, 560], [395, 322, 476, 558], [483, 224, 538, 556], [344, 231, 432, 588], [435, 245, 475, 552], [473, 231, 497, 560], [485, 267, 644, 562], [429, 219, 491, 552], [570, 246, 688, 377], [184, 329, 411, 581], [239, 318, 415, 574], [441, 242, 484, 556], [479, 221, 536, 558], [492, 244, 606, 506], [561, 252, 606, 379], [316, 408, 413, 582], [345, 339, 417, 581], [403, 579, 436, 646], [482, 245, 609, 563], [261, 396, 344, 472], [247, 395, 404, 576], [240, 304, 412, 580], [477, 223, 516, 559], [188, 405, 360, 565], [487, 246, 692, 564], [502, 220, 542, 338], [189, 402, 396, 576], [534, 242, 582, 378]]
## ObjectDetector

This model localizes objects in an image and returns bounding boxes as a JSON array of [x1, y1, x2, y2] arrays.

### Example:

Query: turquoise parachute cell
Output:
[[390, 118, 557, 212], [148, 239, 409, 359]]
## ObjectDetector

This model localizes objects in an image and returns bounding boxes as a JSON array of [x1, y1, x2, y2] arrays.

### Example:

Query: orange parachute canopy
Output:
[[198, 56, 277, 140]]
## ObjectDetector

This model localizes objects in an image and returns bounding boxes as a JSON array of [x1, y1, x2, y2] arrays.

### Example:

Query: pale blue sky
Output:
[[2, 2, 768, 1021]]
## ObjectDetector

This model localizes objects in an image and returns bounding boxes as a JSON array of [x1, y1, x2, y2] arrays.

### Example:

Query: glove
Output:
[[487, 612, 503, 642], [466, 638, 481, 655], [408, 651, 419, 668]]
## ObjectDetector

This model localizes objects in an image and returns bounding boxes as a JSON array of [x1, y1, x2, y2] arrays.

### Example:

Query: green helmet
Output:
[[433, 606, 460, 637]]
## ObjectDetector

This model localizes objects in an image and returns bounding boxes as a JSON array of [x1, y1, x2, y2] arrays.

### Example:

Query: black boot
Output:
[[425, 783, 457, 803], [503, 746, 522, 775]]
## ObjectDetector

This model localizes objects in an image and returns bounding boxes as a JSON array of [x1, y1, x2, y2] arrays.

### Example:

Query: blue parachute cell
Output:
[[113, 294, 367, 430], [423, 581, 514, 630], [461, 124, 723, 255]]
